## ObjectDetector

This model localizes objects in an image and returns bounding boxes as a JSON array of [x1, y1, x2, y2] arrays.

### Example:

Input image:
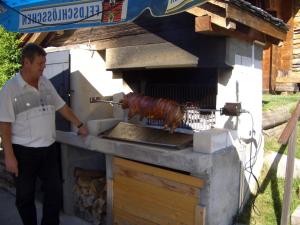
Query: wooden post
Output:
[[280, 126, 297, 225]]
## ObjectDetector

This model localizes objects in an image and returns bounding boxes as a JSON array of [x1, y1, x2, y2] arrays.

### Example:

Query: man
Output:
[[0, 43, 88, 225]]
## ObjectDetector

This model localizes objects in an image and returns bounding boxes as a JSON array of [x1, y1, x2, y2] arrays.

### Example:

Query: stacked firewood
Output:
[[73, 167, 106, 225]]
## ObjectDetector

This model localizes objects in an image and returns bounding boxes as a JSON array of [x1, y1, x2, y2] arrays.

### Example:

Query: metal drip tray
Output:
[[101, 122, 193, 149]]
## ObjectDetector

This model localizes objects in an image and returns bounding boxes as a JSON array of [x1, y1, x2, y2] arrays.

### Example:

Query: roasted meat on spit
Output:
[[120, 92, 184, 133]]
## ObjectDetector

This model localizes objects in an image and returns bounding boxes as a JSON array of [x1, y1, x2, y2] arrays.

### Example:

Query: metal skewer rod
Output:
[[89, 97, 122, 105]]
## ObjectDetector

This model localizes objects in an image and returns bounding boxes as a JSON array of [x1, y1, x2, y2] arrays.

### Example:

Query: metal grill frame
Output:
[[147, 106, 216, 132]]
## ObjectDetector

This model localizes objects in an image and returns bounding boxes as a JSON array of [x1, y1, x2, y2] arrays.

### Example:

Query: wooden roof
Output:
[[20, 0, 288, 47]]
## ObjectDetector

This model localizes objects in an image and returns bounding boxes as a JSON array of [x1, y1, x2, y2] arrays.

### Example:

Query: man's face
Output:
[[24, 54, 46, 78]]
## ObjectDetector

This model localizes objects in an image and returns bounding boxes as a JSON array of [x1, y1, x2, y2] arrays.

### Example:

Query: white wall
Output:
[[216, 38, 264, 195], [46, 46, 132, 131]]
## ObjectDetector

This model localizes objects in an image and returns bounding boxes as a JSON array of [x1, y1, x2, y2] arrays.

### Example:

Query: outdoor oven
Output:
[[55, 34, 264, 225]]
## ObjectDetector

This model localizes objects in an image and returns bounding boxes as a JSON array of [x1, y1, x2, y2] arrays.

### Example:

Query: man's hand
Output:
[[4, 153, 18, 177], [0, 122, 17, 176], [78, 124, 88, 137]]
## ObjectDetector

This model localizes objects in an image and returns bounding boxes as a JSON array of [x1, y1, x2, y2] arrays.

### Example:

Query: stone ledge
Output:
[[87, 118, 121, 136], [193, 128, 233, 154]]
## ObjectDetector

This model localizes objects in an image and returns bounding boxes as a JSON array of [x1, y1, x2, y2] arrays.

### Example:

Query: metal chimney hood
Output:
[[105, 38, 231, 70]]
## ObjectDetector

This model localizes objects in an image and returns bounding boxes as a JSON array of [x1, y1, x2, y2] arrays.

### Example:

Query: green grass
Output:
[[263, 93, 300, 112], [237, 165, 300, 225]]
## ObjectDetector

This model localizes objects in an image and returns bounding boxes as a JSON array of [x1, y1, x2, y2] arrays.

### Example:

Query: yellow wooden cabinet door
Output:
[[112, 157, 205, 225]]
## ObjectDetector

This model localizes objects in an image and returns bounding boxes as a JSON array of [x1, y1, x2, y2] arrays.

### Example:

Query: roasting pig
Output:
[[119, 92, 184, 133]]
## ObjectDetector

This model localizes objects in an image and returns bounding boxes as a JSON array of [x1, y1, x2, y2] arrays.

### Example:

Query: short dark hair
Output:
[[21, 43, 46, 65]]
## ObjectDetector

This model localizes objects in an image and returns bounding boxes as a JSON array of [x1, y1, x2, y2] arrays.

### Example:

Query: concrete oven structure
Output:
[[23, 1, 287, 225], [51, 37, 264, 225]]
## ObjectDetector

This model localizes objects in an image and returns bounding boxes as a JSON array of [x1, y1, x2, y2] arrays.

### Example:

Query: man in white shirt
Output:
[[0, 43, 88, 225]]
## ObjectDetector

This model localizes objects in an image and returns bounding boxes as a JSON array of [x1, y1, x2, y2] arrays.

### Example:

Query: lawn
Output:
[[263, 93, 300, 112]]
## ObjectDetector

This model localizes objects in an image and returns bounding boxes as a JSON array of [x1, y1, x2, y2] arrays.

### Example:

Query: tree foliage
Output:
[[0, 26, 21, 88]]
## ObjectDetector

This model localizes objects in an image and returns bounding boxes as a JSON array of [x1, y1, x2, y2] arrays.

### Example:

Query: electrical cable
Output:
[[234, 110, 263, 222]]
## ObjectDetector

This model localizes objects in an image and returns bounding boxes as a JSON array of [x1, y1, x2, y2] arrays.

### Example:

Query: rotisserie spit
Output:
[[89, 93, 243, 133]]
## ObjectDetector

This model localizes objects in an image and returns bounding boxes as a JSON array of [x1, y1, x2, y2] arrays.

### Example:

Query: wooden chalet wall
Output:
[[262, 0, 294, 92]]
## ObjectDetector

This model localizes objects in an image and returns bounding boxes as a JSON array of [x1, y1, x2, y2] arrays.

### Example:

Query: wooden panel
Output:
[[113, 177, 196, 224], [263, 44, 272, 91], [114, 207, 157, 225], [195, 205, 206, 225], [112, 157, 205, 225], [113, 157, 204, 188], [114, 166, 200, 198], [114, 175, 199, 207], [271, 45, 280, 88], [226, 4, 287, 40]]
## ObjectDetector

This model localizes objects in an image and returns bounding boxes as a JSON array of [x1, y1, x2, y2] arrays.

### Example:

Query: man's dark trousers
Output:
[[13, 143, 62, 225]]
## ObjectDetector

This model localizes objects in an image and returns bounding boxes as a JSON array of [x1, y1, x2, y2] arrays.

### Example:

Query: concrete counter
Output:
[[55, 130, 235, 174]]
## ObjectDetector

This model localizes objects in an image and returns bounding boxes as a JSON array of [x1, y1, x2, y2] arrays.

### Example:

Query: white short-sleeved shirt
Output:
[[0, 73, 65, 147]]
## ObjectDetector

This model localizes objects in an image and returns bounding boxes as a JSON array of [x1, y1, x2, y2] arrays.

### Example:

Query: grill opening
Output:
[[122, 68, 218, 131]]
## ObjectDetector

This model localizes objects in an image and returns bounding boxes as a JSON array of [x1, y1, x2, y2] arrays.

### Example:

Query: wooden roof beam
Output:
[[226, 4, 287, 41], [186, 3, 236, 30], [195, 15, 280, 45], [27, 32, 49, 45], [189, 0, 287, 42], [208, 0, 226, 9], [20, 33, 31, 43]]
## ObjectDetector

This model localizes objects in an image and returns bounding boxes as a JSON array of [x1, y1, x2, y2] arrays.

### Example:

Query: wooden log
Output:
[[263, 123, 287, 139], [89, 178, 106, 198], [73, 167, 107, 223], [77, 176, 94, 188], [293, 58, 300, 64], [275, 83, 299, 92], [293, 48, 300, 55], [81, 195, 95, 208], [262, 108, 291, 130], [92, 198, 105, 218]]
